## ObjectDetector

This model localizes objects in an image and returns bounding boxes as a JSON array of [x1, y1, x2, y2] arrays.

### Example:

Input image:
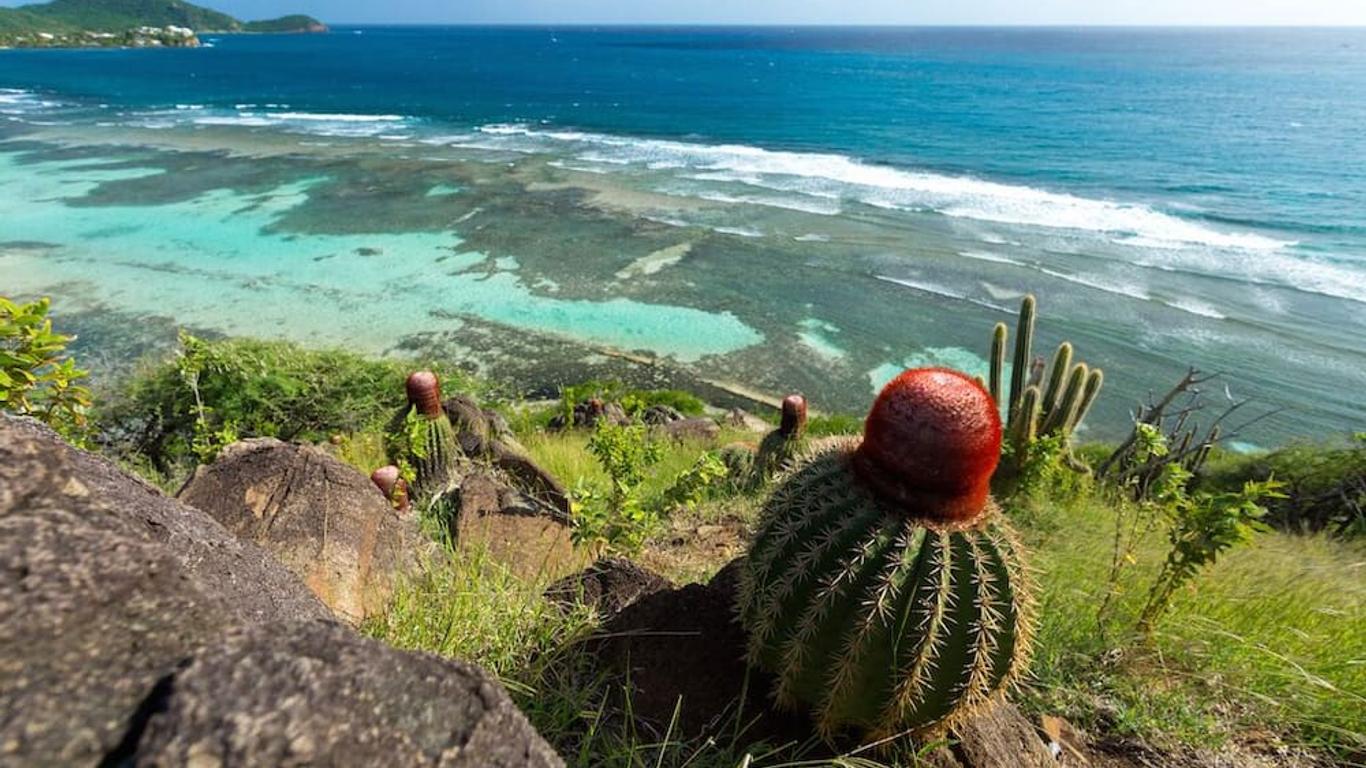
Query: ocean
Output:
[[1, 26, 1363, 443]]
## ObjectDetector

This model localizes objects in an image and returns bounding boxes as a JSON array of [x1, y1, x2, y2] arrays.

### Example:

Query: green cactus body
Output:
[[989, 296, 1104, 476], [741, 370, 1034, 740], [410, 412, 459, 501], [740, 442, 1034, 738]]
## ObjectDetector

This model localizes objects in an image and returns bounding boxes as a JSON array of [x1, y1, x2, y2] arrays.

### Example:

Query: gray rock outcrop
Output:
[[136, 620, 564, 767], [177, 438, 432, 625]]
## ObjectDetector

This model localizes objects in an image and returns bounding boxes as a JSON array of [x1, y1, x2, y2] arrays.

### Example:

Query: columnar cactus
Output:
[[386, 370, 459, 503], [739, 368, 1035, 739], [988, 295, 1103, 473], [748, 394, 810, 488]]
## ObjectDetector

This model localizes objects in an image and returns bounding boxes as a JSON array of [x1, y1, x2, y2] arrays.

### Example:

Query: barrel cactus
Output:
[[384, 370, 460, 503], [738, 368, 1035, 739]]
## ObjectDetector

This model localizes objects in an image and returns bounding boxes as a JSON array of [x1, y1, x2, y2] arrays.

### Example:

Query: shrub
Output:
[[0, 296, 91, 441], [1198, 437, 1365, 538], [95, 332, 461, 476], [571, 420, 663, 554]]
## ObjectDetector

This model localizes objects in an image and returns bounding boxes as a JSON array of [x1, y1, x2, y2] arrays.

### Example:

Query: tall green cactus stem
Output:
[[747, 394, 809, 489], [989, 296, 1103, 475], [396, 371, 460, 502], [740, 368, 1035, 739], [1006, 295, 1036, 419]]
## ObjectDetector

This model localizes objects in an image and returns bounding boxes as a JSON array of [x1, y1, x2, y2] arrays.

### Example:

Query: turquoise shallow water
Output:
[[1, 27, 1364, 442]]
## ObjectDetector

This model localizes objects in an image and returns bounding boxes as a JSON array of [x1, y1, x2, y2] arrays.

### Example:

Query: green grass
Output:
[[365, 545, 903, 768], [1018, 487, 1366, 758], [71, 326, 1363, 763]]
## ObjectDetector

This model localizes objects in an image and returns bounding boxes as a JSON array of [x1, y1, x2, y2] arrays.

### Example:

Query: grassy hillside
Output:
[[0, 0, 325, 46], [12, 0, 240, 31]]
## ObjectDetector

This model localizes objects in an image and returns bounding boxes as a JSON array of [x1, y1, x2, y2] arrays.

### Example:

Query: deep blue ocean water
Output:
[[2, 27, 1364, 441]]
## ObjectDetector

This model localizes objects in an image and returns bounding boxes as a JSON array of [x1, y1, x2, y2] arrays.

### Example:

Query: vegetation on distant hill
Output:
[[0, 0, 325, 47], [15, 0, 239, 32], [243, 14, 326, 33]]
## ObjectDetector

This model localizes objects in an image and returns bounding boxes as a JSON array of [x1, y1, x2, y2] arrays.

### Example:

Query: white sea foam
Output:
[[691, 190, 841, 216], [270, 112, 404, 122], [1162, 297, 1228, 320], [874, 275, 1007, 311], [470, 123, 1296, 254], [958, 250, 1023, 266], [712, 226, 764, 238]]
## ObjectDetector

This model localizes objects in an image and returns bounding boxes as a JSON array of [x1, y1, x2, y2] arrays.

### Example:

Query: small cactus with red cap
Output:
[[738, 368, 1035, 739], [370, 465, 411, 513], [384, 370, 460, 503], [742, 393, 810, 489]]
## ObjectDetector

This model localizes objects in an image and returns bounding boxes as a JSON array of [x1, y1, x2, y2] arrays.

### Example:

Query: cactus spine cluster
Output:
[[989, 295, 1103, 471], [739, 368, 1035, 739], [382, 370, 459, 504], [749, 394, 810, 489]]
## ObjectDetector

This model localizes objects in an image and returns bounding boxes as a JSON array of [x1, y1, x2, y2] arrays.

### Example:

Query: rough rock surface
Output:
[[0, 415, 565, 766], [641, 404, 684, 425], [451, 472, 581, 580], [0, 414, 329, 627], [445, 395, 572, 517], [657, 417, 721, 442], [587, 555, 1057, 765], [0, 414, 326, 765], [0, 499, 230, 764], [178, 438, 432, 625], [136, 620, 564, 767], [544, 558, 675, 619]]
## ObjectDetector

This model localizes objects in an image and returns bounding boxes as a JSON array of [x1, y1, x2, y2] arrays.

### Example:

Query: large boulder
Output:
[[450, 472, 582, 581], [0, 414, 565, 766], [135, 620, 564, 767], [0, 496, 230, 764], [0, 414, 327, 765], [178, 438, 432, 626], [0, 414, 329, 627], [544, 558, 674, 619]]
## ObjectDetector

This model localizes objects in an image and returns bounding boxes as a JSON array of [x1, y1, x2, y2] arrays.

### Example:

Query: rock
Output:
[[726, 407, 772, 433], [0, 414, 328, 626], [586, 555, 1058, 764], [544, 558, 674, 619], [657, 417, 720, 442], [923, 701, 1056, 768], [450, 472, 581, 580], [0, 497, 231, 764], [445, 394, 572, 517], [641, 404, 684, 425], [547, 398, 630, 431], [587, 572, 808, 742], [135, 620, 564, 767], [177, 438, 431, 626], [0, 413, 325, 765]]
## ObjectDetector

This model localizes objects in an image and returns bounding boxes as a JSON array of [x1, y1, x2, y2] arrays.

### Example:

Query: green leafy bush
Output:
[[1199, 437, 1365, 538], [556, 379, 706, 424], [96, 332, 460, 476], [1097, 424, 1281, 635], [658, 450, 730, 510], [570, 420, 662, 554], [0, 296, 91, 441]]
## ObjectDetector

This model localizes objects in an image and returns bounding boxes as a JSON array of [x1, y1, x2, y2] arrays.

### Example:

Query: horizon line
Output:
[[305, 22, 1366, 30]]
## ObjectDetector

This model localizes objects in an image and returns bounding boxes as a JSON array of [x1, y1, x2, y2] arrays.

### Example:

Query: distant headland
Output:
[[0, 0, 327, 48]]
